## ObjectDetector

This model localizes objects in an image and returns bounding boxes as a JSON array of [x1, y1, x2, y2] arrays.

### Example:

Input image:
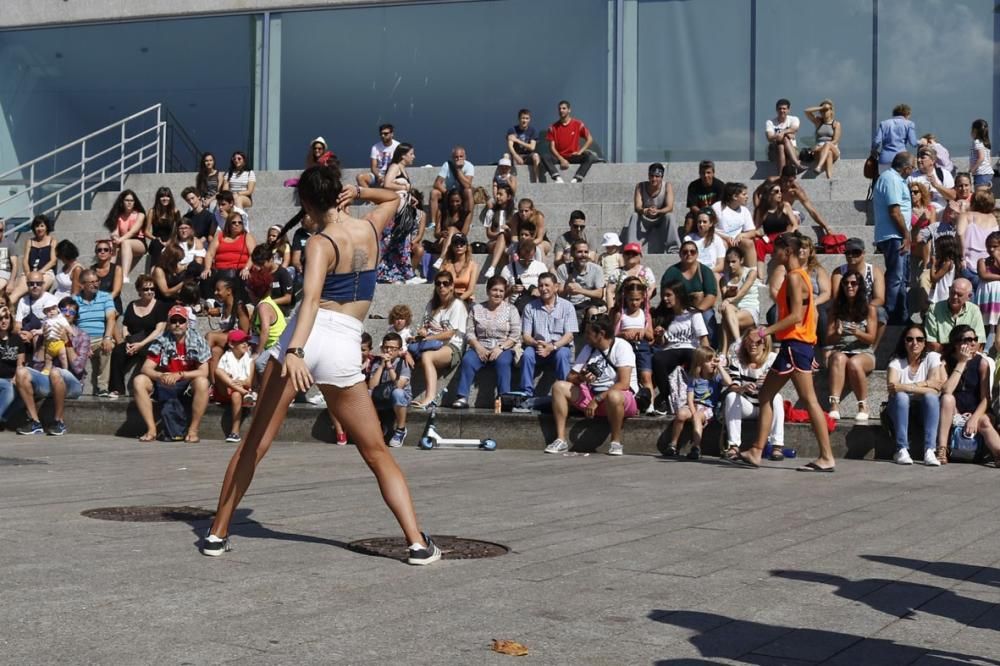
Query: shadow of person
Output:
[[184, 507, 352, 551], [649, 609, 1000, 665], [771, 568, 999, 631], [861, 554, 1000, 589]]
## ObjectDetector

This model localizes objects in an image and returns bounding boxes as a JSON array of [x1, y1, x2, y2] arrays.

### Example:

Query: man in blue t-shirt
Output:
[[873, 151, 914, 324], [74, 269, 117, 396], [506, 108, 541, 183]]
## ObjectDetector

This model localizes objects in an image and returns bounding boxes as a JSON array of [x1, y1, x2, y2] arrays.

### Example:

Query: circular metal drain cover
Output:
[[348, 535, 509, 560], [81, 506, 214, 523]]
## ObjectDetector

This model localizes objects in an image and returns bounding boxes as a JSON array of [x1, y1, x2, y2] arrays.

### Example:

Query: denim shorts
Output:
[[27, 367, 83, 400]]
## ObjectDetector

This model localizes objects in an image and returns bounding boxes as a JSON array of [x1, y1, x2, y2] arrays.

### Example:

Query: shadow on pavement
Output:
[[184, 507, 352, 551], [861, 554, 1000, 589], [771, 568, 1000, 631], [648, 609, 999, 665]]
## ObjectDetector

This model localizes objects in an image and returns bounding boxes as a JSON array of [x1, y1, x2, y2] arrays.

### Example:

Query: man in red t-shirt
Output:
[[541, 100, 597, 184]]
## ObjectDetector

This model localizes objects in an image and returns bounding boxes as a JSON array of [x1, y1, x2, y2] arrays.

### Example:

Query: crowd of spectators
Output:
[[2, 98, 999, 466]]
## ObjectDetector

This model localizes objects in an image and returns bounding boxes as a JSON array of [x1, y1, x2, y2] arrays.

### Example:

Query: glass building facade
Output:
[[0, 0, 996, 177]]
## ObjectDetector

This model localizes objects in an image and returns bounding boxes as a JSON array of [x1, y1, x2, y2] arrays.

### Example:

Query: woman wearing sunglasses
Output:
[[824, 269, 877, 422], [886, 325, 944, 466], [91, 240, 124, 314], [205, 165, 440, 564], [107, 274, 168, 399], [936, 324, 1000, 465], [409, 270, 468, 408]]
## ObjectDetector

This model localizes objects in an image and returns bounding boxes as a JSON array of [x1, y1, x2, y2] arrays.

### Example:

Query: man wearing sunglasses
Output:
[[13, 271, 58, 340], [74, 269, 117, 397], [924, 278, 985, 353], [133, 305, 211, 443]]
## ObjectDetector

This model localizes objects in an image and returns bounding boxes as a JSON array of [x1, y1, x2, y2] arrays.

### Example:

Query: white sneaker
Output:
[[570, 177, 581, 184], [828, 409, 841, 420], [894, 449, 914, 465], [405, 276, 427, 285], [484, 266, 496, 279], [644, 402, 656, 416], [608, 442, 623, 456], [122, 276, 130, 284], [855, 402, 869, 422], [432, 257, 444, 270], [553, 176, 565, 184], [544, 439, 568, 454], [305, 391, 327, 407], [923, 449, 942, 466]]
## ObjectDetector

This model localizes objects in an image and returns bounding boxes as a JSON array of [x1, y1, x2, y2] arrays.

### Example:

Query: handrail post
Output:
[[156, 105, 163, 174], [81, 140, 86, 211], [120, 122, 126, 190], [29, 163, 35, 218]]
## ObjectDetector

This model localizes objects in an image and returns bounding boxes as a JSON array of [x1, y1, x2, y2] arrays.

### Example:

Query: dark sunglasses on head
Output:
[[905, 336, 925, 343]]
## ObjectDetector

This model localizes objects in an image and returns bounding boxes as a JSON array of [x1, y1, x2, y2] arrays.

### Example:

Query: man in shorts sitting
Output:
[[544, 315, 638, 456]]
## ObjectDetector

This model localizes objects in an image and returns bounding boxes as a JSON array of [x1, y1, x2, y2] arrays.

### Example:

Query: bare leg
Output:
[[827, 352, 847, 402], [552, 380, 574, 441], [936, 394, 955, 451], [415, 346, 452, 405], [745, 370, 791, 464], [605, 389, 625, 442], [846, 355, 874, 404], [132, 375, 157, 438], [691, 409, 704, 449], [789, 370, 835, 468], [323, 382, 424, 545], [186, 376, 210, 440], [210, 359, 297, 537]]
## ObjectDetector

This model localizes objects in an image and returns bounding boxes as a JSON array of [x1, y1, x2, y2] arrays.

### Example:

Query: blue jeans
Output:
[[28, 368, 83, 400], [0, 378, 17, 422], [973, 173, 992, 187], [876, 238, 908, 324], [455, 348, 515, 399], [960, 266, 981, 292], [887, 391, 940, 452], [519, 345, 572, 395]]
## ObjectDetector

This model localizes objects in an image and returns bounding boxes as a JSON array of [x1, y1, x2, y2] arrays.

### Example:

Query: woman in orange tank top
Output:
[[731, 231, 835, 472]]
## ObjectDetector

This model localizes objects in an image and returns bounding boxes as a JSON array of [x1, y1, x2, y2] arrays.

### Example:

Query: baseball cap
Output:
[[498, 157, 512, 167], [168, 305, 189, 320], [623, 242, 643, 255], [227, 329, 249, 344], [844, 238, 865, 254], [602, 232, 622, 248], [451, 233, 468, 245]]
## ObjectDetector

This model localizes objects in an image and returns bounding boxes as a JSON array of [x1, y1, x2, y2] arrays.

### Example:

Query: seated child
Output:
[[599, 233, 624, 282], [214, 329, 255, 444], [368, 332, 412, 448], [666, 346, 731, 460], [40, 302, 70, 375], [386, 303, 416, 367]]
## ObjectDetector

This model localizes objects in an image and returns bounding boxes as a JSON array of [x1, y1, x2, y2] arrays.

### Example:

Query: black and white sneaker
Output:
[[200, 534, 231, 557], [407, 532, 442, 566]]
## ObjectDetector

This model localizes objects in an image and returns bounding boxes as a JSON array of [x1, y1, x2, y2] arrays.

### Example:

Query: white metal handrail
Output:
[[0, 104, 167, 233]]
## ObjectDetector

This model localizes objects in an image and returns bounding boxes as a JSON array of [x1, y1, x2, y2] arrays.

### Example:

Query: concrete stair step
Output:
[[44, 395, 901, 461]]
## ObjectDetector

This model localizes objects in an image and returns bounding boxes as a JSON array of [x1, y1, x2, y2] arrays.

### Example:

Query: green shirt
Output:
[[925, 301, 985, 345], [660, 263, 718, 299]]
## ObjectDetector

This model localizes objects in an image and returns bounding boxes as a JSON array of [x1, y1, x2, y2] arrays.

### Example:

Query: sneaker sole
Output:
[[608, 450, 623, 456], [200, 548, 227, 557]]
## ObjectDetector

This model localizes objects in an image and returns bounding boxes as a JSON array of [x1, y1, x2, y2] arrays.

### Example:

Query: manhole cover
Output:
[[348, 535, 509, 560], [81, 506, 214, 522], [0, 456, 48, 466]]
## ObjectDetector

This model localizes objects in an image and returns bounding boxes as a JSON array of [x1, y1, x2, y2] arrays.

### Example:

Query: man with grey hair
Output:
[[924, 278, 985, 353], [873, 151, 914, 324], [74, 269, 116, 396]]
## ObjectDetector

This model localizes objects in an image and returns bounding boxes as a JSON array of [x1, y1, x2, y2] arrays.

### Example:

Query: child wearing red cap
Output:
[[215, 328, 255, 443]]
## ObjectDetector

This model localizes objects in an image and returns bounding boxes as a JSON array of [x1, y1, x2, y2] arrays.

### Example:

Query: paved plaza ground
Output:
[[2, 432, 1000, 665]]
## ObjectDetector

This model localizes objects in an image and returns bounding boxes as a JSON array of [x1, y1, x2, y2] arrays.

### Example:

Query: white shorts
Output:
[[273, 308, 366, 388]]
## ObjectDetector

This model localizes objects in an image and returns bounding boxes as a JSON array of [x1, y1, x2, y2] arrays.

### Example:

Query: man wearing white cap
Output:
[[357, 123, 400, 188], [624, 163, 678, 254]]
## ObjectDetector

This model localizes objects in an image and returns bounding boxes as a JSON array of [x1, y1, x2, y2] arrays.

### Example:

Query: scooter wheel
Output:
[[480, 438, 497, 451], [418, 436, 435, 450]]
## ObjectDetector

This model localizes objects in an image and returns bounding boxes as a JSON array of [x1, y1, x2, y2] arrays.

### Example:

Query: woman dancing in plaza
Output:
[[203, 165, 441, 565], [733, 232, 835, 471]]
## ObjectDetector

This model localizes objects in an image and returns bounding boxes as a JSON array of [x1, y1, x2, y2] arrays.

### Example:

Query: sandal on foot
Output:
[[828, 396, 841, 420], [769, 446, 785, 461], [935, 447, 949, 465], [137, 433, 157, 442], [796, 461, 835, 473]]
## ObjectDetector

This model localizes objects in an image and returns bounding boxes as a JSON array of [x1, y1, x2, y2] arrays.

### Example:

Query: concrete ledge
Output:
[[25, 396, 902, 460]]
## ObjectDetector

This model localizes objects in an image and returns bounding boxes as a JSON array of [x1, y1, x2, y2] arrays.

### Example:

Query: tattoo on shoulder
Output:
[[351, 249, 368, 272]]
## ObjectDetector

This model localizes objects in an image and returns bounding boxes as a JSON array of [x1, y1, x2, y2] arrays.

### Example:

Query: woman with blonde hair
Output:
[[804, 99, 841, 178]]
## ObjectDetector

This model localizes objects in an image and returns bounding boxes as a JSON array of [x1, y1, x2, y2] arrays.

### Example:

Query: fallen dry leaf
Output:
[[491, 639, 529, 656]]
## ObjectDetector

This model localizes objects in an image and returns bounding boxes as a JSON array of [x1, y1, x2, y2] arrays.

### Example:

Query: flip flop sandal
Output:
[[728, 453, 759, 469], [796, 462, 835, 473]]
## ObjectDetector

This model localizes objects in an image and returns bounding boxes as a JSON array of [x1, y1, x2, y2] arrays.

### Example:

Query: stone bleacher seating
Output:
[[40, 158, 972, 427]]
